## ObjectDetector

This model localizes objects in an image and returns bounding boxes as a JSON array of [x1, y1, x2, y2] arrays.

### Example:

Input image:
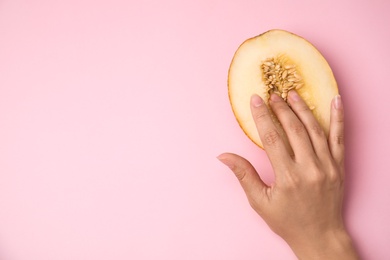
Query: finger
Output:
[[329, 95, 344, 165], [269, 93, 315, 160], [287, 90, 331, 158], [217, 152, 269, 206], [250, 94, 291, 167]]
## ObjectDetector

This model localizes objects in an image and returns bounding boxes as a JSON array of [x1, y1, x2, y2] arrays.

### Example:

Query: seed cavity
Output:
[[260, 55, 305, 102]]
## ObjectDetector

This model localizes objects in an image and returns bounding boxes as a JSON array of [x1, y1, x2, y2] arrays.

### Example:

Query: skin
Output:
[[218, 90, 359, 259]]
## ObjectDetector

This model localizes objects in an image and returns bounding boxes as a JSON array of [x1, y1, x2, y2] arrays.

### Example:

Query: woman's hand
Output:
[[218, 91, 358, 259]]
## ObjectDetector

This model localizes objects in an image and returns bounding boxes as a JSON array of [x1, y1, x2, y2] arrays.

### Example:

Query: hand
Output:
[[218, 91, 358, 259]]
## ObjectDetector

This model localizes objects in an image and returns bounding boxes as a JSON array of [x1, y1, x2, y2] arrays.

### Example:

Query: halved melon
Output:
[[228, 29, 338, 149]]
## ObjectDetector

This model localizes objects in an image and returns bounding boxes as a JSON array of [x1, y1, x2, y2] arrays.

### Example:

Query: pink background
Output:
[[0, 0, 389, 259]]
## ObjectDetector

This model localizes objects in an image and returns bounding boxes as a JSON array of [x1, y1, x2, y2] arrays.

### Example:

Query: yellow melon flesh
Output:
[[228, 29, 338, 149]]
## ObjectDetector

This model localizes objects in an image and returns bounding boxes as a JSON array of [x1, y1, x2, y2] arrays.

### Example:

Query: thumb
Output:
[[217, 153, 268, 204]]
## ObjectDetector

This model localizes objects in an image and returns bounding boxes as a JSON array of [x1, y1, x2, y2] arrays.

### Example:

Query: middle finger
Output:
[[269, 93, 315, 161]]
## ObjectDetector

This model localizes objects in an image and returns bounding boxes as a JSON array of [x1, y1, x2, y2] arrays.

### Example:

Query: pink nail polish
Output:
[[251, 94, 263, 107]]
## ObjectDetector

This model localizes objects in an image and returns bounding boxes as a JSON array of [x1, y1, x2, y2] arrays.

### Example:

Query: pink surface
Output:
[[0, 0, 389, 259]]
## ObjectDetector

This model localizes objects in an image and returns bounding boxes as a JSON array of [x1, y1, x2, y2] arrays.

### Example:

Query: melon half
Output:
[[228, 29, 338, 149]]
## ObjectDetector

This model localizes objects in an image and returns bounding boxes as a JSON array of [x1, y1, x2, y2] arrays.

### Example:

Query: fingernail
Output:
[[288, 90, 300, 101], [270, 93, 283, 102], [334, 95, 343, 110], [217, 155, 234, 169], [251, 94, 264, 107]]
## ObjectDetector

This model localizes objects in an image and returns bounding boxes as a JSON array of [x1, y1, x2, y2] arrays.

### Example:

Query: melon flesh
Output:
[[228, 29, 338, 149]]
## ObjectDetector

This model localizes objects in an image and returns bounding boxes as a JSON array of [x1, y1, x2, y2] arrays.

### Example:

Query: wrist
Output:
[[286, 227, 359, 260]]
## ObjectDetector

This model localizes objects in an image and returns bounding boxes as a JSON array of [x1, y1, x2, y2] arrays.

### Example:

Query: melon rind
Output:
[[228, 29, 338, 148]]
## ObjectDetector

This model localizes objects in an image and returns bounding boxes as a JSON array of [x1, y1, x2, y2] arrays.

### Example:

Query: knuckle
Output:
[[333, 134, 344, 145], [289, 122, 305, 135], [298, 105, 311, 113], [328, 168, 340, 184], [311, 124, 325, 137], [232, 165, 247, 181], [327, 162, 342, 184], [253, 109, 269, 122], [263, 129, 280, 146]]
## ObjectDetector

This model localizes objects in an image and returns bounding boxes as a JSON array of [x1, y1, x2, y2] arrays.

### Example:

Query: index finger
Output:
[[250, 94, 292, 168]]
